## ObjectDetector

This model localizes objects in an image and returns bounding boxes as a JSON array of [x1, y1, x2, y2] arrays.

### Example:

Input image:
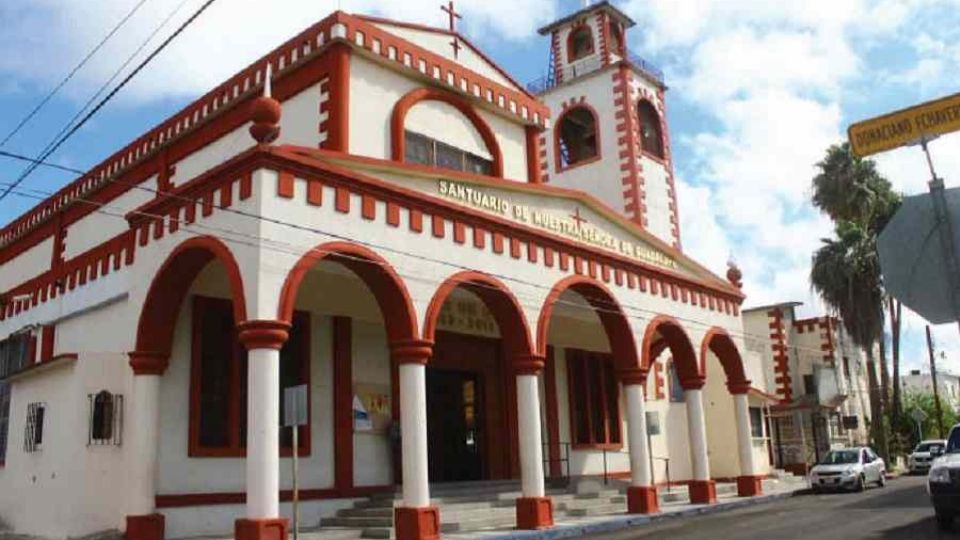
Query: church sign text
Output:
[[438, 180, 677, 270]]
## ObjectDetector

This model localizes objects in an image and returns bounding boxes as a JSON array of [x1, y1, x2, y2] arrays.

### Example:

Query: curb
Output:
[[469, 491, 798, 540]]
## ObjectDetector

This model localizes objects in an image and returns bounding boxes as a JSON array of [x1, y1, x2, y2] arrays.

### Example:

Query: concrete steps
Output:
[[316, 480, 763, 539]]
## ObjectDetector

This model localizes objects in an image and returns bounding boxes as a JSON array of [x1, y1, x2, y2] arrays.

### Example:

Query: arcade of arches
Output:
[[127, 236, 765, 540]]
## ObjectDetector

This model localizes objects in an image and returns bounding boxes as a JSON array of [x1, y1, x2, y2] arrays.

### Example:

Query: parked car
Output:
[[928, 425, 960, 529], [910, 439, 947, 474], [809, 447, 886, 492]]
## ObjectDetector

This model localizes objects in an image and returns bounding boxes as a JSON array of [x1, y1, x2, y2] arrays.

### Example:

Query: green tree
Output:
[[810, 143, 903, 461], [902, 390, 957, 447]]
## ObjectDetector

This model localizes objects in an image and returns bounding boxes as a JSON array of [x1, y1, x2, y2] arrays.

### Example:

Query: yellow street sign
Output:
[[848, 92, 960, 157]]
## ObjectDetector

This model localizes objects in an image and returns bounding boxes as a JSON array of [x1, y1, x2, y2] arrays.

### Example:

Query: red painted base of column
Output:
[[395, 506, 440, 540], [737, 475, 764, 497], [126, 513, 165, 540], [234, 518, 289, 540], [626, 486, 660, 514], [689, 480, 717, 505], [516, 497, 554, 529]]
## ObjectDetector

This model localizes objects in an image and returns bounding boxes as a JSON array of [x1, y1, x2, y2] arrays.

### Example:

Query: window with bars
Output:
[[404, 130, 493, 176], [0, 382, 10, 464], [566, 349, 621, 448], [23, 402, 45, 452], [88, 391, 123, 446]]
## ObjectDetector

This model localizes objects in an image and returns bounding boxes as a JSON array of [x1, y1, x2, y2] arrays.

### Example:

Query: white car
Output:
[[910, 439, 947, 474], [809, 447, 886, 492]]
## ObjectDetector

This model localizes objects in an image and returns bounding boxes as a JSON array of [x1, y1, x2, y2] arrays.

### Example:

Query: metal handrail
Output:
[[543, 441, 571, 483], [526, 49, 665, 94]]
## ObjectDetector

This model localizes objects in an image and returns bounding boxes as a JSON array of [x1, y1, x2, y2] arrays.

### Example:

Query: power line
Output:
[[0, 180, 846, 361], [0, 0, 219, 203], [0, 150, 85, 175], [0, 0, 152, 148]]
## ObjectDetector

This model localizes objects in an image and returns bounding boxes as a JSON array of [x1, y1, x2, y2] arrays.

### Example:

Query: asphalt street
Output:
[[584, 475, 952, 539]]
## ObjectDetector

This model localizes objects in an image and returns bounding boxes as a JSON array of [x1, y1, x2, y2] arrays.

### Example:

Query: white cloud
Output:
[[0, 0, 555, 103]]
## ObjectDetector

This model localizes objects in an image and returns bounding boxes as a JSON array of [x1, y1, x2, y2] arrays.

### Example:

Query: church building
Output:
[[0, 4, 776, 540]]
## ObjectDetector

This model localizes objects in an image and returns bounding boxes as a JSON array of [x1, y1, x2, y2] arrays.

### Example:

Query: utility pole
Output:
[[927, 325, 946, 438]]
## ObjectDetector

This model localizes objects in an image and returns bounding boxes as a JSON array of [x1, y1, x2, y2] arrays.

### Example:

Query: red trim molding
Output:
[[737, 475, 764, 497], [688, 480, 717, 504], [640, 315, 698, 387], [235, 518, 288, 540], [516, 497, 554, 529], [626, 486, 659, 514], [700, 326, 749, 393], [514, 354, 545, 375], [391, 87, 504, 178], [395, 506, 440, 540], [125, 513, 165, 540], [390, 339, 434, 365], [237, 320, 291, 350], [128, 351, 170, 376], [333, 316, 354, 493]]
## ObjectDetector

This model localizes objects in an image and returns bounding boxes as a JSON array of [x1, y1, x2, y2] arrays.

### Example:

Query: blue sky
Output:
[[2, 0, 960, 376]]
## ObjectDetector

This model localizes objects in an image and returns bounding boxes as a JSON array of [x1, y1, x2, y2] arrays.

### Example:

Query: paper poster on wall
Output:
[[353, 383, 391, 433]]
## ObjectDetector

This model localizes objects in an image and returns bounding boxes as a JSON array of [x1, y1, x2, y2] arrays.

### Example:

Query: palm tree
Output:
[[810, 221, 888, 460], [810, 143, 902, 461]]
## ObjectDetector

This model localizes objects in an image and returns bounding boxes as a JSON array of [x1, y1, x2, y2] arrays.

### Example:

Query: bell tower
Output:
[[530, 1, 681, 249]]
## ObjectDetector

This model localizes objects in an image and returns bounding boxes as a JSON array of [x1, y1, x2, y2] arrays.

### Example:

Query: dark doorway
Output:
[[427, 368, 483, 482], [427, 331, 518, 482]]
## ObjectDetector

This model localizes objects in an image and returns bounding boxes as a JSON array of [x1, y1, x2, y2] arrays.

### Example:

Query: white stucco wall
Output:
[[0, 236, 53, 293], [348, 56, 529, 181]]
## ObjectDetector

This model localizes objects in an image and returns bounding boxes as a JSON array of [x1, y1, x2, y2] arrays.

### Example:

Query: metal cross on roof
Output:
[[441, 1, 462, 32], [570, 207, 588, 228], [441, 1, 463, 59]]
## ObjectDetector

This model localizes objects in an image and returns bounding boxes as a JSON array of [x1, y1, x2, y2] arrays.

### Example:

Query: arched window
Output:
[[638, 100, 664, 159], [556, 106, 599, 169], [567, 25, 594, 62], [609, 23, 625, 57], [92, 390, 114, 441]]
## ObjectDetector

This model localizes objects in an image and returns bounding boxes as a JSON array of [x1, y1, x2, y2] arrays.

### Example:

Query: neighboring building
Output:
[[743, 303, 872, 475], [901, 370, 960, 412], [0, 4, 772, 540]]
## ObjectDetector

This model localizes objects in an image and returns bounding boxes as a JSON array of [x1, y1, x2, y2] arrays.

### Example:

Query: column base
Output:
[[737, 475, 764, 497], [689, 480, 717, 505], [395, 506, 440, 540], [516, 497, 554, 529], [234, 518, 289, 540], [126, 513, 165, 540], [626, 486, 659, 514]]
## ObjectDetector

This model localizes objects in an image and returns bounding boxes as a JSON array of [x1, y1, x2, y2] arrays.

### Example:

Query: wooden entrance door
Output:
[[428, 331, 518, 481]]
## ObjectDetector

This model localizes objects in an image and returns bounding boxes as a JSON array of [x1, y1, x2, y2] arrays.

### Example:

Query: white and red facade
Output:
[[0, 6, 772, 540]]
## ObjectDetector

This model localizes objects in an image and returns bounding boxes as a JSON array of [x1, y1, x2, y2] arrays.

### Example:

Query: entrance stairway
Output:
[[316, 476, 805, 539]]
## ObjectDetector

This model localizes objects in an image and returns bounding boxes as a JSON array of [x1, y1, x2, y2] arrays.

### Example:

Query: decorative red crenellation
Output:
[[769, 308, 793, 403], [611, 67, 645, 226]]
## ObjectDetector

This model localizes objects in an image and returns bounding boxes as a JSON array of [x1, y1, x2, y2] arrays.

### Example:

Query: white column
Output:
[[517, 373, 546, 498], [246, 348, 281, 518], [624, 384, 652, 487], [128, 374, 160, 516], [734, 393, 757, 477], [400, 362, 430, 507], [685, 388, 710, 481]]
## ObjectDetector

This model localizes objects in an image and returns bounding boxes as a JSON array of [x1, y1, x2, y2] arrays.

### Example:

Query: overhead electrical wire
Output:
[[0, 179, 847, 361], [0, 0, 220, 203], [0, 0, 153, 148]]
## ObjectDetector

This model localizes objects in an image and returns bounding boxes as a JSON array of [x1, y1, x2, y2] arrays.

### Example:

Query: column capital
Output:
[[237, 320, 291, 350], [680, 376, 706, 391], [391, 339, 434, 365], [514, 354, 545, 375], [128, 351, 169, 375], [727, 380, 753, 395], [617, 367, 648, 386]]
